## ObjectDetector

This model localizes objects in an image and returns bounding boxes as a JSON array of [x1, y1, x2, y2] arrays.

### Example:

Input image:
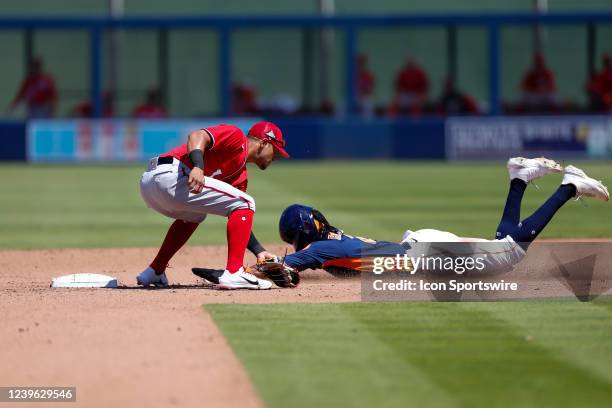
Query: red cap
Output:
[[247, 121, 289, 158]]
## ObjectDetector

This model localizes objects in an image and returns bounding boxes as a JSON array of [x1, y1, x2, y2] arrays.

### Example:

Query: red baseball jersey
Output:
[[16, 73, 57, 106], [161, 124, 249, 191]]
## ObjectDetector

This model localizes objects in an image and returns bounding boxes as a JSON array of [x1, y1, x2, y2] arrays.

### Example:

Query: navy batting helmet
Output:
[[279, 204, 336, 251]]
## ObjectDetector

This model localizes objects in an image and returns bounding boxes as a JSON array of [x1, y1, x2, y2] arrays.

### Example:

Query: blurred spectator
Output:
[[8, 57, 57, 118], [133, 88, 167, 118], [232, 82, 258, 114], [70, 91, 114, 118], [436, 79, 479, 115], [319, 98, 334, 115], [356, 54, 376, 117], [389, 57, 429, 116], [585, 71, 608, 111], [260, 94, 299, 115], [585, 53, 612, 112], [519, 52, 557, 112]]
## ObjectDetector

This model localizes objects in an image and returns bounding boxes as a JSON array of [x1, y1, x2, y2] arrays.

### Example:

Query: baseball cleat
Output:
[[507, 157, 563, 183], [562, 165, 609, 202], [216, 267, 272, 290], [136, 266, 169, 287], [191, 267, 224, 285]]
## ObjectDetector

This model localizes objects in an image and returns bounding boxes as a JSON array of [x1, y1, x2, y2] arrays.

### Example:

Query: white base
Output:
[[51, 273, 118, 288]]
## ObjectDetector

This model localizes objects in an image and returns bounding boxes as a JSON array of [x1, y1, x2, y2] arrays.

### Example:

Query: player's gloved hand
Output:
[[256, 251, 277, 263], [248, 259, 300, 288], [188, 168, 206, 194]]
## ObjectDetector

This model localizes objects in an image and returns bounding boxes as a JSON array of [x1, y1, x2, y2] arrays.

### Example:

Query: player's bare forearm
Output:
[[187, 129, 211, 152], [186, 130, 211, 193]]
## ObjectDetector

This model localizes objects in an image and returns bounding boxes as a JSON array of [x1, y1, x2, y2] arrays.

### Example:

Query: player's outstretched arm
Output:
[[247, 231, 278, 262]]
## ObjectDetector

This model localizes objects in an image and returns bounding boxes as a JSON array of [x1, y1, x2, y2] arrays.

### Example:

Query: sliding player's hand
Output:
[[249, 260, 300, 288], [256, 251, 277, 263]]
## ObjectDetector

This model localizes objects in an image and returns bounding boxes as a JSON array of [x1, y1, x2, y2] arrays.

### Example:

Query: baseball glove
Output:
[[249, 258, 300, 288]]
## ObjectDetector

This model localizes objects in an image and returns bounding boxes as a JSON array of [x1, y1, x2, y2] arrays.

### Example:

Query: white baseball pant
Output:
[[140, 157, 255, 224], [401, 228, 526, 273]]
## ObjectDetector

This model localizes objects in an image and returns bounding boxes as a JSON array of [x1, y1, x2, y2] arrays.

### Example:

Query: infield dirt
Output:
[[0, 245, 359, 408]]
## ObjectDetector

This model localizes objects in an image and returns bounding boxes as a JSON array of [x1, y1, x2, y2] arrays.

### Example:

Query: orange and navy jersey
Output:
[[283, 233, 408, 272], [161, 124, 248, 191]]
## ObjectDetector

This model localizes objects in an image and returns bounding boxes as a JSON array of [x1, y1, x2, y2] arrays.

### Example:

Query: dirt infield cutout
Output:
[[0, 245, 358, 408]]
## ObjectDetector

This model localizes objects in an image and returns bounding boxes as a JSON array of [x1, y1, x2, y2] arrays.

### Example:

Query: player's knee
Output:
[[241, 193, 256, 213]]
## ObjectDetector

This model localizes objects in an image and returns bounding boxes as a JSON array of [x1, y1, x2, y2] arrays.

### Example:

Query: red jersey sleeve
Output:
[[205, 124, 245, 153]]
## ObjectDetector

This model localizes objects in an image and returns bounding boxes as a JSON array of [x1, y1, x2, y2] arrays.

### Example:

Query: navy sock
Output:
[[495, 178, 527, 239], [508, 184, 576, 247]]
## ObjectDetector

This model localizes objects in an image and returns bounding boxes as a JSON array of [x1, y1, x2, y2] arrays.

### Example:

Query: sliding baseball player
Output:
[[193, 157, 607, 287]]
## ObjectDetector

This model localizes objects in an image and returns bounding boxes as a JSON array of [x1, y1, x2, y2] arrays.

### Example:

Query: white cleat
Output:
[[562, 165, 609, 202], [216, 267, 272, 290], [136, 266, 169, 287], [507, 157, 563, 183]]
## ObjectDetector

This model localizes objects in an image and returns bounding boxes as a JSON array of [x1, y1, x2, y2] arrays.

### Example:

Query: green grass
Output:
[[206, 301, 612, 408], [1, 161, 611, 249]]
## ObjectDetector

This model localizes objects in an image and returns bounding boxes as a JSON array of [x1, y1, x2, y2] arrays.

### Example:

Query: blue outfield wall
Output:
[[445, 116, 612, 160], [269, 118, 445, 159], [0, 121, 26, 161], [23, 117, 447, 162], [2, 116, 612, 162], [25, 118, 261, 163]]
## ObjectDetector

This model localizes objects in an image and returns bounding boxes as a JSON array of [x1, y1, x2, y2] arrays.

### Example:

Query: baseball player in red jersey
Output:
[[137, 121, 289, 289]]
